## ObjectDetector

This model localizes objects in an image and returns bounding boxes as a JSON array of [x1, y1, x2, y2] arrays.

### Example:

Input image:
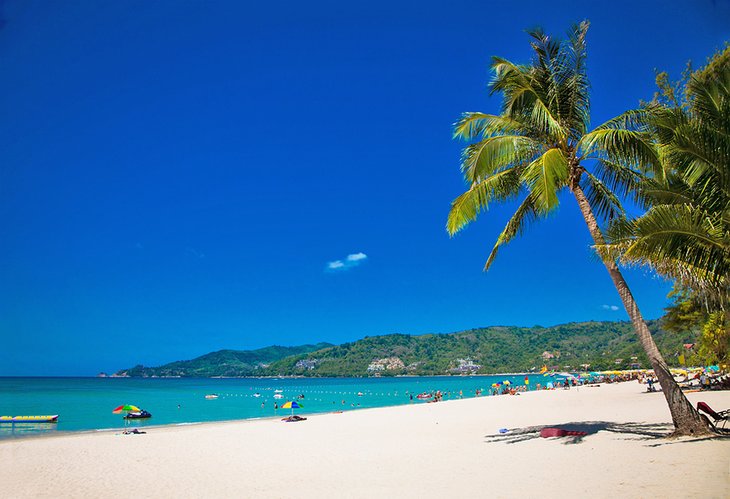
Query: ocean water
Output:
[[0, 375, 549, 439]]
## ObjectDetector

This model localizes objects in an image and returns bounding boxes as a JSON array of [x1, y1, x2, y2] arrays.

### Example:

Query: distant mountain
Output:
[[116, 320, 696, 378], [115, 343, 333, 377], [262, 320, 693, 376]]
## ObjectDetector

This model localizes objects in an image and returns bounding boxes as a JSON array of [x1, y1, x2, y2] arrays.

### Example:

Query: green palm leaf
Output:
[[484, 194, 540, 270], [452, 113, 526, 140], [520, 148, 569, 212], [446, 168, 521, 235], [460, 135, 537, 182], [581, 172, 624, 221]]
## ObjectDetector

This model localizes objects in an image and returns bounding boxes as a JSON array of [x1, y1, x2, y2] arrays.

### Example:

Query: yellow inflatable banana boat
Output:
[[0, 415, 59, 423]]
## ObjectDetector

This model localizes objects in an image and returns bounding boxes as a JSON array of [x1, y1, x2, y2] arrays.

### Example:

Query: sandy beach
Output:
[[1, 381, 728, 498]]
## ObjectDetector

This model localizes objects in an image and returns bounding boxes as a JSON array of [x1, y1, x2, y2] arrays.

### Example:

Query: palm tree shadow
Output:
[[485, 421, 672, 445]]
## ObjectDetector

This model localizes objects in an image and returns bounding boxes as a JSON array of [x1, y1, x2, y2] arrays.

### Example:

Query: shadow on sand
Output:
[[484, 421, 700, 445]]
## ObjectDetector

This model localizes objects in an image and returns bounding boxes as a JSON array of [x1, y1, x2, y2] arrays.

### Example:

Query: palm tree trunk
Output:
[[572, 185, 711, 436]]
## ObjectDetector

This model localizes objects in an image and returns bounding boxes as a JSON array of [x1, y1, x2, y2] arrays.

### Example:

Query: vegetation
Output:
[[116, 343, 332, 377], [662, 286, 729, 367], [604, 46, 729, 371], [265, 321, 692, 376], [117, 321, 694, 378], [446, 23, 708, 435], [604, 45, 730, 309]]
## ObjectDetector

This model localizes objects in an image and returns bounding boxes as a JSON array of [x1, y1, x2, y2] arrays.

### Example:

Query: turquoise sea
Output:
[[0, 375, 550, 439]]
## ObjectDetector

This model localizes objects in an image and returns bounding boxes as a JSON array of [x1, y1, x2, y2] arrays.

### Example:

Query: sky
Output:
[[1, 1, 728, 376]]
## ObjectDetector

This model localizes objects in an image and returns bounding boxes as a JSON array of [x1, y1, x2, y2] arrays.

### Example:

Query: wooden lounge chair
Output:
[[696, 402, 729, 431]]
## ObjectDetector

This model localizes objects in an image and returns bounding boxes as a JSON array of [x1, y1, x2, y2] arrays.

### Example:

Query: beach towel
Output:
[[539, 427, 587, 438]]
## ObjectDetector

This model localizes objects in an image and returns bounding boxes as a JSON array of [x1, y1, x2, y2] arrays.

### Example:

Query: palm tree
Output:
[[447, 22, 710, 436], [603, 47, 729, 310]]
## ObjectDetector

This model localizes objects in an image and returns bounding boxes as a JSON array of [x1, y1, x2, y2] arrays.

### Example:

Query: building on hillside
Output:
[[367, 357, 405, 373], [451, 358, 481, 374], [295, 359, 318, 370], [541, 351, 558, 361]]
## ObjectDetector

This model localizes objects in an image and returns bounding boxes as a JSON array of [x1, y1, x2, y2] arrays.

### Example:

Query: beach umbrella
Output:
[[281, 400, 303, 415], [112, 404, 140, 414], [113, 404, 141, 427]]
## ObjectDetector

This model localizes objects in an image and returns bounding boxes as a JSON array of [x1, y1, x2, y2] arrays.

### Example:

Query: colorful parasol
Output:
[[113, 404, 140, 414], [280, 400, 303, 415]]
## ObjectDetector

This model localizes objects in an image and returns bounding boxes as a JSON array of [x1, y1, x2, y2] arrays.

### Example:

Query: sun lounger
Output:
[[696, 402, 729, 431]]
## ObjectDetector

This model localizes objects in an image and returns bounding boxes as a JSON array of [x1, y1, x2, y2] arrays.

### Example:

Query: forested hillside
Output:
[[116, 320, 695, 377]]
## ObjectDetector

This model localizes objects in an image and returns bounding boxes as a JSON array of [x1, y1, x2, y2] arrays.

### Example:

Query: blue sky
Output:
[[1, 1, 728, 375]]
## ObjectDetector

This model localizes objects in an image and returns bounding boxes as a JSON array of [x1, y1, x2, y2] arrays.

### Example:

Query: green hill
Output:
[[115, 343, 333, 377], [116, 320, 696, 377], [263, 320, 694, 376]]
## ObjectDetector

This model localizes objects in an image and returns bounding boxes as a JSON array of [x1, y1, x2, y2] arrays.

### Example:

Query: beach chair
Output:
[[696, 402, 729, 431]]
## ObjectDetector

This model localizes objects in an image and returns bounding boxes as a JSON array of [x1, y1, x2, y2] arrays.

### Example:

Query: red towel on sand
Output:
[[539, 427, 587, 438]]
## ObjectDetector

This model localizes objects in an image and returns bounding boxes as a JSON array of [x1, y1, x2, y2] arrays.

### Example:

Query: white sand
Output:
[[1, 382, 729, 498]]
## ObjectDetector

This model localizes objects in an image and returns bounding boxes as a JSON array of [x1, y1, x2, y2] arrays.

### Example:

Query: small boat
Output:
[[253, 393, 261, 398], [416, 392, 432, 400], [0, 415, 59, 423], [357, 392, 364, 396], [274, 389, 283, 393], [124, 410, 152, 420], [205, 394, 219, 399], [273, 393, 283, 399]]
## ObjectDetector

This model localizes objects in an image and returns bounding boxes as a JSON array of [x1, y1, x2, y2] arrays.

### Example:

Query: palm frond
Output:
[[489, 56, 567, 141], [579, 128, 661, 177], [459, 135, 538, 182], [591, 158, 647, 206], [446, 168, 522, 235], [603, 204, 729, 303], [520, 148, 569, 213], [581, 171, 625, 222], [452, 113, 526, 140], [484, 194, 541, 270], [561, 20, 590, 139]]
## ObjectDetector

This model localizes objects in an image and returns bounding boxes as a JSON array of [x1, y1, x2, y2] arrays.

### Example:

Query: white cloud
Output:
[[327, 252, 368, 271], [602, 304, 620, 311], [346, 252, 367, 262]]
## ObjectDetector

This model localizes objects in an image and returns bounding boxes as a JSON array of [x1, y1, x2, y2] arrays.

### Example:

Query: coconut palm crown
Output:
[[448, 22, 657, 261], [447, 22, 711, 436]]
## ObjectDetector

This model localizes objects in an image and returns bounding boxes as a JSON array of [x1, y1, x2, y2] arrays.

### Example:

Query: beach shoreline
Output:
[[1, 381, 729, 498]]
